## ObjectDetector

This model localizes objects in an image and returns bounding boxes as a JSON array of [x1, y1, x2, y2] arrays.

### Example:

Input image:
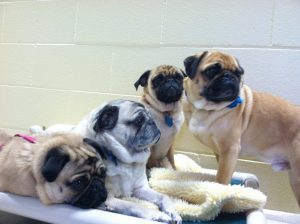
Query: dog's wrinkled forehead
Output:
[[116, 100, 147, 119], [40, 135, 105, 183], [109, 99, 144, 107], [203, 52, 239, 71], [93, 100, 148, 133], [184, 51, 243, 79], [152, 65, 183, 78]]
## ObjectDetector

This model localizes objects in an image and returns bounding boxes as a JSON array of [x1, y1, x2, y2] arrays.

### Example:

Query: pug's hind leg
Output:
[[214, 152, 219, 163], [101, 197, 172, 223], [167, 145, 176, 170], [288, 169, 300, 208], [147, 150, 159, 169], [288, 137, 300, 207], [134, 187, 182, 224]]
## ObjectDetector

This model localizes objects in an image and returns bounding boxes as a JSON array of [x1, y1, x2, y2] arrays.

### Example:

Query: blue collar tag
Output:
[[227, 96, 243, 109], [165, 115, 174, 127]]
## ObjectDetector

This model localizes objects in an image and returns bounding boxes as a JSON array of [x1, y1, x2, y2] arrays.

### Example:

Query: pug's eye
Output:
[[234, 69, 243, 77], [203, 63, 222, 79], [175, 73, 183, 82], [70, 176, 89, 191], [152, 74, 165, 88], [204, 68, 219, 79], [134, 114, 145, 127], [178, 75, 183, 80], [99, 167, 106, 178], [86, 157, 98, 165]]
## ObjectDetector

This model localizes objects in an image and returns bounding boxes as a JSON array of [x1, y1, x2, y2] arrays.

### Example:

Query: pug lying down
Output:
[[0, 131, 107, 208], [31, 100, 182, 224]]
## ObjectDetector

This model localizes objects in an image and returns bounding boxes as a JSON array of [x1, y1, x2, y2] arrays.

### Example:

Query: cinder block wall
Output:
[[0, 0, 299, 212]]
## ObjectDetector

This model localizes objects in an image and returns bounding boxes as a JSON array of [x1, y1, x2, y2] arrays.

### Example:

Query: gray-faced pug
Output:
[[0, 131, 107, 208], [32, 100, 182, 223], [183, 51, 300, 206], [134, 65, 185, 169]]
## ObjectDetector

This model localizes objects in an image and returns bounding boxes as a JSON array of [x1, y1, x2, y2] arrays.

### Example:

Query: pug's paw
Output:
[[144, 210, 172, 223], [169, 212, 182, 224], [29, 125, 44, 134]]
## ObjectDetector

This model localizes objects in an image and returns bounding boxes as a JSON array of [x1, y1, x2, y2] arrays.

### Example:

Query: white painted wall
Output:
[[0, 0, 299, 212], [1, 0, 299, 150]]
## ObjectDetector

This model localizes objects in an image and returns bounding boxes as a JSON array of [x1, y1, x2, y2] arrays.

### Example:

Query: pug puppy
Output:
[[134, 65, 185, 169], [32, 100, 182, 223], [183, 51, 300, 206], [0, 131, 107, 208]]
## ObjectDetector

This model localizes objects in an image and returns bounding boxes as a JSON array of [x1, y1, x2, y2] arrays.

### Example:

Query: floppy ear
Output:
[[41, 147, 70, 182], [93, 105, 119, 133], [83, 138, 107, 159], [238, 66, 244, 75], [184, 51, 208, 79], [235, 59, 244, 75], [134, 70, 151, 90], [180, 69, 187, 77]]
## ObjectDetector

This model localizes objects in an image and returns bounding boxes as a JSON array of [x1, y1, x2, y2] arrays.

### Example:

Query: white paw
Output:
[[162, 209, 182, 224], [145, 210, 172, 223], [169, 212, 182, 224], [29, 125, 44, 134], [160, 200, 182, 223]]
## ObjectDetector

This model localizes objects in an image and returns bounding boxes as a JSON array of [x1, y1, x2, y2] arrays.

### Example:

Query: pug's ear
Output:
[[238, 66, 244, 75], [180, 69, 187, 78], [184, 51, 208, 79], [42, 147, 70, 182], [235, 59, 244, 75], [93, 105, 119, 133], [134, 70, 151, 90], [83, 138, 107, 159]]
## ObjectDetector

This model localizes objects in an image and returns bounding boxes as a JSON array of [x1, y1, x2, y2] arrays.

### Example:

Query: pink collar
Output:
[[1, 133, 36, 151], [14, 134, 37, 143]]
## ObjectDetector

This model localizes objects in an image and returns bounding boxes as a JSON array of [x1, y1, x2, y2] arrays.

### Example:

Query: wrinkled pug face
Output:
[[134, 65, 186, 104], [39, 137, 107, 208], [184, 51, 244, 103], [93, 100, 161, 153]]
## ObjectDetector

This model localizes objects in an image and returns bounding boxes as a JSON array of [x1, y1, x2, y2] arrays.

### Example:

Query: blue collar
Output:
[[227, 96, 243, 109], [164, 114, 174, 127]]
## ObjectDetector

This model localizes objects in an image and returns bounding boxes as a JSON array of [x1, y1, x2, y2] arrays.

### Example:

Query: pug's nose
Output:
[[91, 178, 103, 192], [167, 86, 177, 97]]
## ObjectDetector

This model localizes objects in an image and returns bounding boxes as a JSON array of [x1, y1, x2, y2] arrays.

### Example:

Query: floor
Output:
[[1, 210, 299, 224], [0, 211, 48, 224]]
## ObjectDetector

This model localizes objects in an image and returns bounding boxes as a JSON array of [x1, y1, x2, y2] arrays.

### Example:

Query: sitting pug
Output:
[[0, 131, 107, 208], [134, 65, 185, 169], [183, 51, 300, 206], [31, 100, 182, 223]]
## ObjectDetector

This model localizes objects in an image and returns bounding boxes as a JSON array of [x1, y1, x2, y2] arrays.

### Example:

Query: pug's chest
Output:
[[188, 110, 225, 149], [105, 162, 147, 198], [152, 109, 184, 134], [151, 111, 184, 156]]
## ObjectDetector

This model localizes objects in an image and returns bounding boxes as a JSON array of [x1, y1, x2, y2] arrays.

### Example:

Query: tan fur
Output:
[[0, 131, 105, 205], [183, 51, 300, 206], [139, 65, 185, 169]]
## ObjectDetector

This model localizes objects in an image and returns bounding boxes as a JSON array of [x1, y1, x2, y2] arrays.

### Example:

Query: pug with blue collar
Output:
[[134, 65, 186, 169], [183, 51, 300, 207]]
